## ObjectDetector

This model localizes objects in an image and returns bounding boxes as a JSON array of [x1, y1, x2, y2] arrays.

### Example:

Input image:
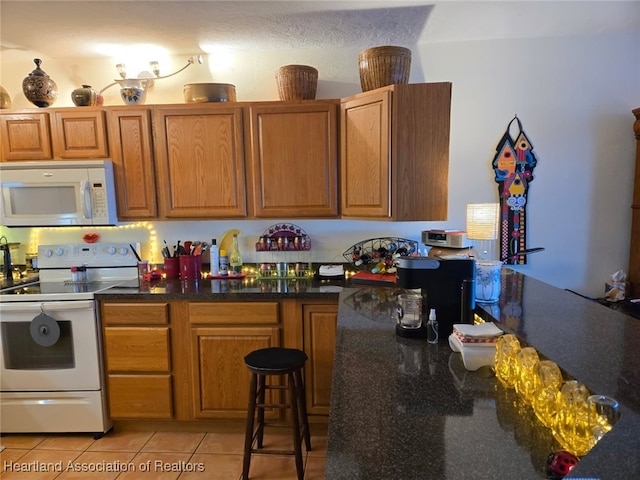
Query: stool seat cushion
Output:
[[244, 347, 308, 373]]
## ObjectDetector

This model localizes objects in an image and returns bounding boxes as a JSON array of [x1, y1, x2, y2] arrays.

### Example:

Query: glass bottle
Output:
[[426, 308, 438, 344], [210, 238, 219, 277], [230, 234, 242, 275], [219, 250, 229, 277]]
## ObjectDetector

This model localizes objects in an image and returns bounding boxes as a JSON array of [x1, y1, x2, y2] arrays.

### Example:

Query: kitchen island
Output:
[[325, 268, 640, 479]]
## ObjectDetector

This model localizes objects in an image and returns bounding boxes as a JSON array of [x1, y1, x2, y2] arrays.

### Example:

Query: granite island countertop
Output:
[[325, 269, 640, 480]]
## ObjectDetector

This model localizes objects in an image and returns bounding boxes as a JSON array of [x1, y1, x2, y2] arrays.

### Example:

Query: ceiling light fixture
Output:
[[99, 55, 204, 104]]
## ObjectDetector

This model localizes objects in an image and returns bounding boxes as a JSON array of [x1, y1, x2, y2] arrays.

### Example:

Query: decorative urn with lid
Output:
[[22, 58, 58, 107]]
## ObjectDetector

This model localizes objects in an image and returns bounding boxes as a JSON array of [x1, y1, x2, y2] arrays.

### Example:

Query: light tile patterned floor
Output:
[[0, 429, 326, 479]]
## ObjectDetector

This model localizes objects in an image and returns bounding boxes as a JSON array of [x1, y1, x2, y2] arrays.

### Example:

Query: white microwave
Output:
[[0, 160, 118, 227]]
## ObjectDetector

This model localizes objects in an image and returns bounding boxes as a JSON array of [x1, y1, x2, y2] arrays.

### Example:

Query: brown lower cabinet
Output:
[[188, 302, 281, 419], [101, 302, 173, 419], [100, 298, 337, 422], [303, 303, 338, 415]]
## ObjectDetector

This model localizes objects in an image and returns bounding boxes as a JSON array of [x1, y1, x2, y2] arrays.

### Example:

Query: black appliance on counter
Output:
[[396, 257, 475, 339]]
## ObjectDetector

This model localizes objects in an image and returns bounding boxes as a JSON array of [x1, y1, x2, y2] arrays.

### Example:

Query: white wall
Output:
[[1, 26, 638, 298]]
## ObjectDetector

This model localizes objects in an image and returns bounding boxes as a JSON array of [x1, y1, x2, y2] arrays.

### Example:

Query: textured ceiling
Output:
[[1, 1, 638, 60]]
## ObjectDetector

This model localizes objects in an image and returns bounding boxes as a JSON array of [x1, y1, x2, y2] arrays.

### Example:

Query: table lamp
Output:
[[466, 203, 501, 302]]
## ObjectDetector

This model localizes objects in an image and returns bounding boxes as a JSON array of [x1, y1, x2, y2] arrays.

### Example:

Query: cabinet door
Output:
[[341, 83, 451, 221], [107, 374, 173, 419], [50, 109, 109, 158], [0, 112, 52, 161], [247, 103, 338, 218], [106, 108, 157, 219], [153, 105, 246, 218], [190, 326, 280, 419], [340, 89, 391, 218], [303, 304, 338, 415]]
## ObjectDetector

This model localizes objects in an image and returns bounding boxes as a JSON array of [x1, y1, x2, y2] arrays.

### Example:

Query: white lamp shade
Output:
[[466, 203, 499, 240]]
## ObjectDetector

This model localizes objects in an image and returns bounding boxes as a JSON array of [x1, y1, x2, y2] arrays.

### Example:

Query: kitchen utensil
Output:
[[129, 244, 142, 262], [161, 240, 171, 259]]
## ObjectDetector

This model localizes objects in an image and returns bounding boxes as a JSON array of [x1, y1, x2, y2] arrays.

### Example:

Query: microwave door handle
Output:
[[81, 180, 93, 219]]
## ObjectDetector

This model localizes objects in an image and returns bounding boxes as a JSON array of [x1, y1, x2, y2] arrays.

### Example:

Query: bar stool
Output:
[[242, 347, 312, 480]]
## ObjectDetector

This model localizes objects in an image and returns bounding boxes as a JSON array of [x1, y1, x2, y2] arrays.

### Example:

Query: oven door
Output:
[[0, 300, 102, 391]]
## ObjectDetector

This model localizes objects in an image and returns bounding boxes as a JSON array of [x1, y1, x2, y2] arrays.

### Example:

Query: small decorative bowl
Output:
[[120, 86, 147, 105], [183, 83, 236, 103]]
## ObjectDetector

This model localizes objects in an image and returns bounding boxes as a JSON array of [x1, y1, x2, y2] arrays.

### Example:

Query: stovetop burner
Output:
[[0, 243, 139, 302], [0, 280, 130, 301]]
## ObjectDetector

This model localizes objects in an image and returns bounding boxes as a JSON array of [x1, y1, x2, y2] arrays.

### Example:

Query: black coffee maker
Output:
[[396, 257, 475, 339]]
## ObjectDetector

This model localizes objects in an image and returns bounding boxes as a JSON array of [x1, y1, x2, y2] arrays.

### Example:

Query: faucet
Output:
[[0, 236, 13, 281]]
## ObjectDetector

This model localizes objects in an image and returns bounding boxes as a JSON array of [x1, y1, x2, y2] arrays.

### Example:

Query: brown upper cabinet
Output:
[[245, 102, 339, 218], [0, 108, 109, 162], [106, 107, 157, 219], [0, 108, 108, 161], [1, 83, 452, 220], [340, 83, 451, 221], [152, 104, 247, 219], [0, 111, 52, 160], [50, 109, 109, 158]]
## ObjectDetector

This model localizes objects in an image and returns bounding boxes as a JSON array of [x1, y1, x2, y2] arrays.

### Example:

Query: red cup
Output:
[[164, 257, 180, 279], [179, 255, 202, 280]]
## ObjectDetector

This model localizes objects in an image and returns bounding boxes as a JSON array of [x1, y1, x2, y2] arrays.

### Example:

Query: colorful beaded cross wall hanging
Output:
[[491, 115, 538, 265]]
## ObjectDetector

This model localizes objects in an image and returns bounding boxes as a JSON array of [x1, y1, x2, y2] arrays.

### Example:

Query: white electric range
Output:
[[0, 242, 139, 436]]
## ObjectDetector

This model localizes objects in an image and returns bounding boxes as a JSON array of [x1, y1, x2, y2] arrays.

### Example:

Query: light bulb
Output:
[[116, 63, 127, 79], [150, 61, 160, 77]]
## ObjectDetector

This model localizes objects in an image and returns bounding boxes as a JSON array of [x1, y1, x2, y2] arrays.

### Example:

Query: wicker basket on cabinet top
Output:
[[358, 45, 411, 92], [275, 65, 318, 100]]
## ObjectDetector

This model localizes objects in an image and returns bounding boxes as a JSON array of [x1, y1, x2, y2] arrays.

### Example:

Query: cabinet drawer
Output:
[[102, 302, 169, 325], [107, 374, 172, 419], [189, 302, 279, 325], [104, 327, 170, 372]]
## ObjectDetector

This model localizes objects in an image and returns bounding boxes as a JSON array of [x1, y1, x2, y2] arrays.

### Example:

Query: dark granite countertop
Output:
[[0, 270, 39, 291], [325, 269, 640, 480], [96, 277, 344, 301]]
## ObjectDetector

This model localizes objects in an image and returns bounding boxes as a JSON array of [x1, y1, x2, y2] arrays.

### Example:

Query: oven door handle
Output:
[[0, 300, 95, 313]]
